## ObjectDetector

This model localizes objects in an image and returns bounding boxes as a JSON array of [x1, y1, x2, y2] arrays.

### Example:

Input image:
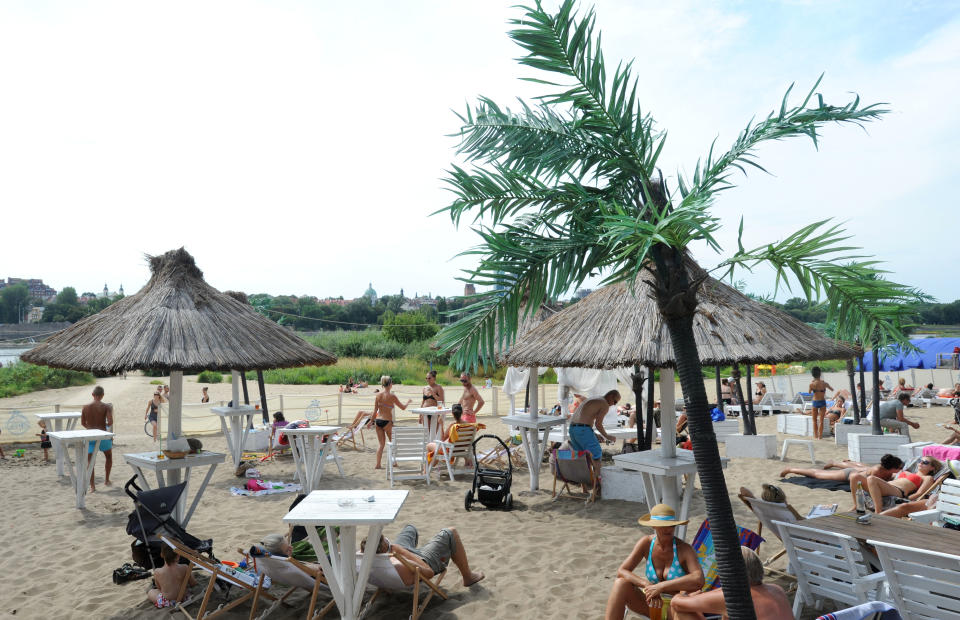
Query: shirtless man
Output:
[[364, 525, 484, 588], [809, 366, 833, 440], [81, 385, 114, 491], [568, 390, 620, 481], [780, 454, 903, 484], [147, 543, 195, 609], [457, 373, 484, 423]]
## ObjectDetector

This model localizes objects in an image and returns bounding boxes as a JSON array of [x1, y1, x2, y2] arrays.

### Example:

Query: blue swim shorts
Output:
[[811, 400, 827, 408], [88, 439, 113, 453], [568, 423, 602, 459]]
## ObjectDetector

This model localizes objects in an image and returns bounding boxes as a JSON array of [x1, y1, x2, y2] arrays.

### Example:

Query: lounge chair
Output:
[[690, 519, 763, 590], [358, 550, 447, 620], [477, 435, 526, 470], [386, 426, 430, 487], [550, 447, 598, 504], [870, 541, 960, 620], [249, 554, 335, 620], [737, 488, 803, 574], [333, 414, 370, 452], [909, 477, 960, 526], [757, 392, 789, 415], [161, 535, 275, 620], [776, 521, 886, 618]]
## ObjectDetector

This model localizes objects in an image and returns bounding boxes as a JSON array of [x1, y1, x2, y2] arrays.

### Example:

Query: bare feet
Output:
[[374, 465, 383, 470], [463, 571, 485, 587], [104, 480, 112, 486]]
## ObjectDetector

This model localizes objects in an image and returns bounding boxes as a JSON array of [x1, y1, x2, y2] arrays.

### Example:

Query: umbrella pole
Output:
[[871, 345, 882, 435], [257, 370, 270, 425], [645, 365, 656, 450], [745, 371, 756, 435], [660, 368, 676, 458], [241, 372, 252, 429], [730, 365, 748, 434], [715, 365, 722, 410], [168, 370, 183, 485], [859, 352, 867, 420], [631, 365, 645, 450]]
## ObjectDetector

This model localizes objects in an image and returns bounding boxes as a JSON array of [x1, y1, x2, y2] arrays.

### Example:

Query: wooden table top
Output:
[[808, 512, 960, 557]]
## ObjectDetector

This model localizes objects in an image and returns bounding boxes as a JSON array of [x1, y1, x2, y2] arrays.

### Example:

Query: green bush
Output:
[[306, 330, 409, 359], [149, 379, 163, 385], [0, 362, 95, 398], [196, 370, 223, 384]]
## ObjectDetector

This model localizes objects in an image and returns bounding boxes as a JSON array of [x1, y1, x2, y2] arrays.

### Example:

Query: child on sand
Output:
[[147, 543, 195, 609], [37, 421, 52, 462]]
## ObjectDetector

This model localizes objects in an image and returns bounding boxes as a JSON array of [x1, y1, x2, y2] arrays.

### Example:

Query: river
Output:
[[0, 347, 32, 366]]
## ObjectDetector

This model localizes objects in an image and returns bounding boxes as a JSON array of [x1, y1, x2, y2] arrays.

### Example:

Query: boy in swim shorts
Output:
[[147, 543, 195, 608]]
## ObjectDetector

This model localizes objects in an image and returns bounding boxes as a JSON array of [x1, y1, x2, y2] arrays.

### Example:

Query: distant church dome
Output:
[[364, 282, 377, 303]]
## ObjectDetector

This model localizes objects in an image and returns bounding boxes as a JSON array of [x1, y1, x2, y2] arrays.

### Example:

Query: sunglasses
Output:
[[459, 378, 468, 383], [919, 459, 932, 466]]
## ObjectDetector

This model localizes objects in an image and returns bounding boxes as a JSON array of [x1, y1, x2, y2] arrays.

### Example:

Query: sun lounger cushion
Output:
[[923, 445, 960, 462]]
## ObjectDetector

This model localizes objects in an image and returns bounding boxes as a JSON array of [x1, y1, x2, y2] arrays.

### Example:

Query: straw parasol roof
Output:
[[22, 248, 336, 374], [500, 258, 855, 369]]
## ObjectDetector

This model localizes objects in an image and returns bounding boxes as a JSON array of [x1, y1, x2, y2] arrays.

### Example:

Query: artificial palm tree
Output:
[[436, 1, 921, 617]]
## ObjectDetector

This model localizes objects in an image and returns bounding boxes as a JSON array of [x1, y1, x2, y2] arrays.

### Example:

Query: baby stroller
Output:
[[124, 476, 215, 570], [464, 434, 513, 511]]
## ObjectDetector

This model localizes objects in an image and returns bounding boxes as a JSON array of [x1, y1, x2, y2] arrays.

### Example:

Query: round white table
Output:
[[409, 406, 450, 442], [48, 428, 114, 509], [282, 426, 344, 492], [35, 411, 81, 477]]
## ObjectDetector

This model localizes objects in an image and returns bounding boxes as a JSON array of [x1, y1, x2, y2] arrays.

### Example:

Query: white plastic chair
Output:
[[432, 424, 479, 482], [386, 426, 430, 487], [871, 540, 960, 620], [909, 477, 960, 526]]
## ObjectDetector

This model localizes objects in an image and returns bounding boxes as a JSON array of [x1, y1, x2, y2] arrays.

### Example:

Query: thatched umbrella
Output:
[[23, 248, 336, 445], [501, 259, 856, 449]]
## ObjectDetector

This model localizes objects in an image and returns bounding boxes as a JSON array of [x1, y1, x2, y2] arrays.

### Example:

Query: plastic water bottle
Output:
[[856, 483, 866, 515]]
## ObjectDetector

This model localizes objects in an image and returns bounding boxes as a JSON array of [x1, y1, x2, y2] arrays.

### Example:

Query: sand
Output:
[[1, 374, 954, 619]]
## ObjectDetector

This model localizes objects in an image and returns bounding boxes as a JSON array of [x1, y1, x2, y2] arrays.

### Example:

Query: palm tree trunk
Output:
[[730, 365, 753, 435], [871, 346, 882, 435], [846, 359, 860, 423], [651, 245, 755, 619]]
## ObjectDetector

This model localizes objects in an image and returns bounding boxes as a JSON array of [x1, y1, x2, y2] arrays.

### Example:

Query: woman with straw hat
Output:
[[604, 504, 704, 620]]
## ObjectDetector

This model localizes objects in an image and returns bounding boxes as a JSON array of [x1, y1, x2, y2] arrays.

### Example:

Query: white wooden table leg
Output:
[[134, 466, 150, 491], [529, 430, 542, 490], [219, 417, 236, 467], [54, 419, 65, 477], [639, 472, 659, 508], [307, 523, 345, 613], [339, 526, 357, 619], [74, 441, 86, 508], [182, 464, 217, 528], [311, 436, 325, 487], [177, 466, 192, 524], [330, 443, 344, 477], [676, 472, 697, 539], [354, 524, 383, 613]]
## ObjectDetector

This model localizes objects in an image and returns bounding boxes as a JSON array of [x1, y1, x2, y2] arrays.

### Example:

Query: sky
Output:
[[0, 0, 957, 304]]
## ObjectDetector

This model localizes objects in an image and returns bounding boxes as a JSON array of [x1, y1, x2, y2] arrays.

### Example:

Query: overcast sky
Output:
[[1, 1, 956, 303]]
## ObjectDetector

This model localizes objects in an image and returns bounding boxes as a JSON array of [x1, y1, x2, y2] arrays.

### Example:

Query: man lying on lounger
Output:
[[780, 454, 903, 485], [362, 525, 485, 588]]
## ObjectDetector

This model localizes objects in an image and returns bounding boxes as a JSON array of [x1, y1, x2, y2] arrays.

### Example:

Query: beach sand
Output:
[[1, 375, 953, 619]]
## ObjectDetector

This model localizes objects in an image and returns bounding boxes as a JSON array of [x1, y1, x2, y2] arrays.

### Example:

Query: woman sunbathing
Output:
[[780, 454, 903, 483], [825, 394, 848, 431], [851, 456, 942, 514]]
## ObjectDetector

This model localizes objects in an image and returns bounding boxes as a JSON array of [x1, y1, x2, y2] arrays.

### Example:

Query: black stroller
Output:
[[464, 434, 513, 511], [124, 476, 215, 570]]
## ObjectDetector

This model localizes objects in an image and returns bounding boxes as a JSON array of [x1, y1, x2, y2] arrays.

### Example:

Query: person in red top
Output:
[[855, 456, 941, 514]]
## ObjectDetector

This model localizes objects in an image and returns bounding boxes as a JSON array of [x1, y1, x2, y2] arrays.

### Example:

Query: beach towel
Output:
[[922, 444, 960, 462], [781, 476, 849, 492], [691, 519, 763, 590], [816, 601, 902, 620], [230, 481, 302, 497]]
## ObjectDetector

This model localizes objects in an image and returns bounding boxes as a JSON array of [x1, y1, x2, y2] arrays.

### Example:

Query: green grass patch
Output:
[[196, 370, 223, 384], [149, 379, 163, 385], [0, 362, 95, 398]]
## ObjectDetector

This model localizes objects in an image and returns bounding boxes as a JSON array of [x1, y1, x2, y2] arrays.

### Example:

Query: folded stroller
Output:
[[124, 476, 215, 569]]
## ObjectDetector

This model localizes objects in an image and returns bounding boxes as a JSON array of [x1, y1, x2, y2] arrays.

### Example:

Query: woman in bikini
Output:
[[604, 504, 704, 620], [145, 391, 164, 442], [809, 366, 833, 440], [856, 456, 942, 514], [371, 375, 411, 470], [824, 394, 847, 432], [420, 370, 446, 433]]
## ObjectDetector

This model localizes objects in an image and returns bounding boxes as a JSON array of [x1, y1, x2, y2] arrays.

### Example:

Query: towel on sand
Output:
[[230, 481, 301, 496], [781, 476, 849, 492]]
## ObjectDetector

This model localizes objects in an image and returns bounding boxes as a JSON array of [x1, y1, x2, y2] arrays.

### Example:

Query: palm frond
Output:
[[679, 75, 888, 205]]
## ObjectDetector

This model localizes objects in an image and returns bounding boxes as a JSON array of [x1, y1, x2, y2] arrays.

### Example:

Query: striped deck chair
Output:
[[334, 414, 370, 451], [690, 519, 764, 591], [550, 448, 598, 504]]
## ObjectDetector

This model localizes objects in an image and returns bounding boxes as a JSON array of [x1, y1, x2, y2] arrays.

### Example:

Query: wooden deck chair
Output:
[[432, 424, 479, 481], [386, 426, 430, 487], [334, 414, 369, 451], [550, 448, 598, 504], [249, 555, 335, 620], [690, 519, 764, 591], [358, 550, 447, 620], [870, 540, 960, 620], [737, 489, 803, 574], [160, 535, 275, 620], [477, 435, 526, 470], [775, 521, 886, 618]]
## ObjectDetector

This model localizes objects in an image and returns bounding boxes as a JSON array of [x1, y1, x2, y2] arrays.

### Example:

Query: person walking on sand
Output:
[[809, 366, 833, 440], [457, 373, 484, 423], [371, 376, 411, 470], [145, 391, 163, 443], [201, 386, 210, 403], [82, 385, 114, 491]]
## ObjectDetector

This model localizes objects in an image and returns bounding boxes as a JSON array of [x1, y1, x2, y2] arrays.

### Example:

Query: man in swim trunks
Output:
[[457, 373, 484, 423], [568, 390, 620, 483], [81, 385, 114, 492], [877, 392, 919, 441], [780, 453, 903, 483], [365, 525, 484, 587]]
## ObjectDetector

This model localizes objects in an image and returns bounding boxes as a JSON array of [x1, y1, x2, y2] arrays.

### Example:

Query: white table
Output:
[[502, 414, 566, 491], [613, 448, 729, 538], [123, 450, 226, 527], [409, 406, 450, 442], [282, 426, 344, 492], [48, 429, 114, 509], [35, 411, 81, 477], [212, 405, 258, 468], [283, 489, 409, 620]]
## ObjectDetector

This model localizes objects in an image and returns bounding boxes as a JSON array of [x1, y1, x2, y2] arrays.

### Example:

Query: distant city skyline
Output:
[[0, 1, 957, 303]]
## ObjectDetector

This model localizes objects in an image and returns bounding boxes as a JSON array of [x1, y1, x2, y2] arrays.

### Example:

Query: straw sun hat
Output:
[[637, 504, 689, 528]]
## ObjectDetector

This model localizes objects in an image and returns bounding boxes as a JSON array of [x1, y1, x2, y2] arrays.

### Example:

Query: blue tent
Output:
[[858, 337, 960, 371]]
